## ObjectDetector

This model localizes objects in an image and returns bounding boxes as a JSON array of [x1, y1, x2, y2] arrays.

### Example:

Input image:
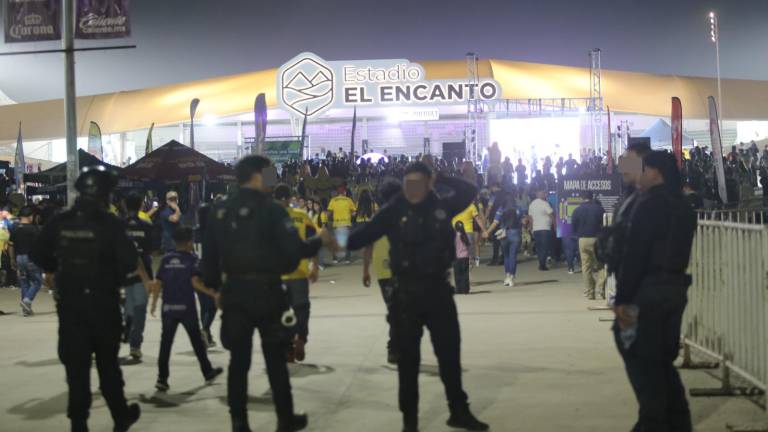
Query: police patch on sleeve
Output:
[[434, 209, 447, 220]]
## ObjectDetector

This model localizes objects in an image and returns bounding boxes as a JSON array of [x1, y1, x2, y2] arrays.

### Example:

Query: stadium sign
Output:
[[278, 52, 501, 118]]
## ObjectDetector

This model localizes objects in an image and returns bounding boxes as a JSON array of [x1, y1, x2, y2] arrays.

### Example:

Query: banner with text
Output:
[[4, 0, 61, 43], [261, 139, 302, 165], [556, 174, 622, 238], [75, 0, 130, 39], [277, 52, 501, 119]]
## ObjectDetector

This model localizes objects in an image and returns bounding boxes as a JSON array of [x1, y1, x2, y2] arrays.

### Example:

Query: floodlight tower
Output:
[[466, 52, 480, 163], [589, 48, 604, 155], [709, 11, 723, 130]]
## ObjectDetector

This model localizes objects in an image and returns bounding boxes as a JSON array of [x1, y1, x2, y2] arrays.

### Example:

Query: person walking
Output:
[[348, 162, 489, 432], [30, 166, 145, 432], [327, 185, 356, 264], [274, 184, 320, 363], [202, 155, 334, 432], [150, 226, 223, 392], [362, 179, 402, 364], [528, 190, 554, 271], [121, 193, 156, 360], [571, 192, 606, 299], [452, 221, 472, 294], [9, 206, 42, 316], [613, 151, 697, 431], [483, 193, 522, 287]]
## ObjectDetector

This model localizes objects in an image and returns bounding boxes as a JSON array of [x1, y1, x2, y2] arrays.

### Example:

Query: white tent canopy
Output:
[[638, 118, 695, 149]]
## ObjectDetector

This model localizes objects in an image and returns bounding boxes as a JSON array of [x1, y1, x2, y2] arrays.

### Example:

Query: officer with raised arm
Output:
[[347, 161, 489, 432], [202, 155, 334, 432], [30, 166, 145, 432]]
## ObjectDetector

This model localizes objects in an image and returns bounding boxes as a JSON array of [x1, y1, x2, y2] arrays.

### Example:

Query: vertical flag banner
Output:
[[254, 93, 267, 155], [300, 107, 308, 151], [15, 123, 25, 189], [4, 0, 61, 43], [75, 0, 130, 39], [671, 97, 683, 169], [606, 107, 613, 174], [145, 122, 154, 155], [350, 106, 357, 165], [189, 98, 200, 150], [88, 121, 103, 160], [708, 96, 729, 204]]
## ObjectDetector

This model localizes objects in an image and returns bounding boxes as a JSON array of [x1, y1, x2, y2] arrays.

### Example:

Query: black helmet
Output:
[[75, 165, 118, 199]]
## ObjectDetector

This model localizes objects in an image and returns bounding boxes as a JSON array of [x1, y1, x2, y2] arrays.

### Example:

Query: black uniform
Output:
[[614, 185, 697, 432], [347, 175, 478, 427], [30, 198, 140, 430], [202, 188, 321, 430]]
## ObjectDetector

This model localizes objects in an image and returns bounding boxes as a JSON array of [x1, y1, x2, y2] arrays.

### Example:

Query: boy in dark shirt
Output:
[[150, 227, 222, 392]]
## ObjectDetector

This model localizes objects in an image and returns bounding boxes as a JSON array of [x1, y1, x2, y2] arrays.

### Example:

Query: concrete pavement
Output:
[[0, 255, 763, 431]]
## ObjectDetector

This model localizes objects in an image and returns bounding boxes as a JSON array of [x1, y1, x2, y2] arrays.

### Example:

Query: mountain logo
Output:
[[279, 53, 335, 118]]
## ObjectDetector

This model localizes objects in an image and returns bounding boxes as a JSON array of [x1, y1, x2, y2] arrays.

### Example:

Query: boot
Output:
[[113, 403, 140, 432], [71, 418, 88, 432], [232, 416, 252, 432], [447, 406, 489, 431], [276, 413, 308, 432], [402, 414, 418, 432]]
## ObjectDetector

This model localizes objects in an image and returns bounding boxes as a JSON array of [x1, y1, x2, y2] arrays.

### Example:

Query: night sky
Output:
[[0, 0, 765, 103]]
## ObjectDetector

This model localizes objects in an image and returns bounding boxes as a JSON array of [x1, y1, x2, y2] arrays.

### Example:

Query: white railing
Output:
[[682, 216, 768, 410]]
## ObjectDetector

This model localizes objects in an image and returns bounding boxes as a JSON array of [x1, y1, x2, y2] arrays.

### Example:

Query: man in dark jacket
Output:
[[31, 166, 143, 432], [571, 191, 606, 299]]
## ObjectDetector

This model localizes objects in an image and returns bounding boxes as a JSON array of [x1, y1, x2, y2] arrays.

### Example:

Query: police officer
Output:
[[613, 151, 697, 431], [347, 161, 489, 432], [202, 155, 333, 432], [596, 141, 652, 302], [30, 166, 143, 432]]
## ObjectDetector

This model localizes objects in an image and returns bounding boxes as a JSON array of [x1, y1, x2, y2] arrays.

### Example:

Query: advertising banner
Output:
[[556, 174, 622, 238], [4, 0, 61, 43], [75, 0, 130, 39], [254, 93, 267, 155], [15, 122, 25, 188], [671, 97, 683, 169], [708, 96, 728, 204], [263, 139, 302, 166], [87, 121, 103, 160]]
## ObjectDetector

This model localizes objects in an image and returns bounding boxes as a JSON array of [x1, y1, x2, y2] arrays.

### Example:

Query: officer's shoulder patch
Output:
[[238, 207, 251, 217], [216, 208, 227, 220], [435, 209, 447, 220]]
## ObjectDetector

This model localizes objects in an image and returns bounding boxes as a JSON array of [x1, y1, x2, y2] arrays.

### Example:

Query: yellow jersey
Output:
[[328, 195, 356, 228], [372, 236, 392, 280], [138, 211, 152, 223], [282, 208, 317, 281], [452, 204, 479, 233]]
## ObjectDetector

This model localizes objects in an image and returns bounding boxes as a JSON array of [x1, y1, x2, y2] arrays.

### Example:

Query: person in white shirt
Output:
[[528, 190, 554, 271]]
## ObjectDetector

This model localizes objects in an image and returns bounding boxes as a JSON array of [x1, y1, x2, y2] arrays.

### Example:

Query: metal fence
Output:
[[682, 214, 768, 408], [697, 209, 768, 225]]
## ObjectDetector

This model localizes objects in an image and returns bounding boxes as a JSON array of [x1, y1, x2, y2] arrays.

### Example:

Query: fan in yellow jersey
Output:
[[362, 179, 401, 364], [274, 185, 319, 363], [451, 203, 486, 267], [327, 185, 356, 264]]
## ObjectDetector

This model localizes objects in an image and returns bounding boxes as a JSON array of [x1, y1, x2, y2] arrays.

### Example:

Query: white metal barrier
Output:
[[682, 217, 768, 409]]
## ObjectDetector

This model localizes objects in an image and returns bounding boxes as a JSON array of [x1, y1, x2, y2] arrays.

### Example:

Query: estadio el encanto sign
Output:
[[277, 52, 501, 118]]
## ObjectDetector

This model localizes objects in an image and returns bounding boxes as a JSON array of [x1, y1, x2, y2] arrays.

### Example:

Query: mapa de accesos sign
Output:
[[277, 52, 502, 118]]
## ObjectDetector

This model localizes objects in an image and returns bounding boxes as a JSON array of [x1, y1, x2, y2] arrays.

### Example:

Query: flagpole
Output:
[[63, 0, 79, 206]]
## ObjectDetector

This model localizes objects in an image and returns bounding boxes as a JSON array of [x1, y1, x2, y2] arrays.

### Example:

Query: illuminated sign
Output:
[[278, 52, 501, 118]]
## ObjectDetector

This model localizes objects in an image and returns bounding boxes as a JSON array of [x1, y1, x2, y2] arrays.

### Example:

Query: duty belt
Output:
[[225, 272, 281, 283]]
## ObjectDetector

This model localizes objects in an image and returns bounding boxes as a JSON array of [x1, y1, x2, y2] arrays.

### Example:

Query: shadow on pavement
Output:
[[7, 391, 103, 420], [287, 363, 335, 379], [218, 390, 274, 411], [139, 384, 218, 409], [381, 364, 467, 377], [15, 358, 60, 368]]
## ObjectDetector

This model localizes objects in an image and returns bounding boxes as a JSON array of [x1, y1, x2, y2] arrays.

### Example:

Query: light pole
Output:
[[709, 11, 723, 131]]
